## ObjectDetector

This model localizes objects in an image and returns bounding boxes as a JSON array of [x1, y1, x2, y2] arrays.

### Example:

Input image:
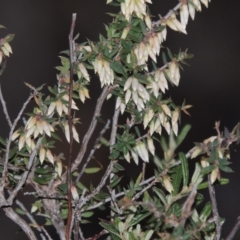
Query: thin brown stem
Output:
[[66, 13, 77, 240]]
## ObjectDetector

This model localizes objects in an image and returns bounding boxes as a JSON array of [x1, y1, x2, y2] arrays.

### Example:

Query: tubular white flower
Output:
[[192, 0, 202, 11], [46, 149, 54, 165], [135, 141, 149, 162], [131, 150, 139, 165], [39, 147, 46, 164], [147, 137, 155, 155], [180, 4, 189, 28], [188, 2, 196, 20]]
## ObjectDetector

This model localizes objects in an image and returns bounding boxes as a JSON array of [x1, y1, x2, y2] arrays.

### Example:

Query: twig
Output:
[[71, 85, 117, 173], [85, 176, 155, 211], [152, 2, 183, 27], [208, 175, 222, 240], [107, 185, 121, 214], [1, 93, 35, 189], [66, 12, 77, 240], [41, 227, 54, 240], [132, 178, 157, 201], [86, 229, 108, 240], [142, 163, 146, 182], [14, 196, 53, 240], [109, 107, 120, 218], [225, 216, 240, 240], [0, 84, 12, 128], [79, 227, 86, 240], [181, 184, 197, 226], [75, 119, 111, 183], [84, 160, 116, 203]]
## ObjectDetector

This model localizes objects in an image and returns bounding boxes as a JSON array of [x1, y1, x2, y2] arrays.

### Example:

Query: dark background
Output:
[[1, 0, 240, 239]]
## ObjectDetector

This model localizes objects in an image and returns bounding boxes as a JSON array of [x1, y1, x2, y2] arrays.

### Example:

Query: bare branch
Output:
[[71, 85, 117, 173], [0, 84, 12, 128], [152, 2, 182, 27], [225, 216, 240, 240], [75, 119, 111, 183], [85, 176, 155, 211], [208, 175, 222, 240], [86, 229, 108, 240], [3, 207, 37, 240], [14, 196, 53, 240], [181, 184, 197, 226]]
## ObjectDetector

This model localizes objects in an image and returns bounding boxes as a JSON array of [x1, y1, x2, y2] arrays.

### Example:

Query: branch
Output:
[[71, 85, 117, 173], [3, 207, 37, 240], [85, 176, 155, 211], [152, 2, 183, 27], [86, 229, 108, 240], [181, 184, 197, 226], [75, 119, 111, 183], [66, 12, 77, 240], [208, 175, 222, 240], [14, 196, 53, 240], [225, 216, 240, 240], [0, 83, 12, 128]]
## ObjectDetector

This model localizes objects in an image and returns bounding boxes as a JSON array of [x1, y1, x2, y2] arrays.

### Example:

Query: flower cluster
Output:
[[133, 31, 165, 69], [120, 0, 152, 22], [47, 94, 78, 117], [63, 119, 80, 143], [12, 109, 55, 151], [143, 106, 180, 136], [93, 57, 114, 87], [123, 76, 150, 111], [124, 137, 155, 164]]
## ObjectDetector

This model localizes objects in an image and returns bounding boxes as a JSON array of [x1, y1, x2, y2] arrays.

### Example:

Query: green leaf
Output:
[[84, 167, 101, 174], [34, 175, 53, 185], [129, 211, 152, 226], [153, 187, 167, 205], [113, 163, 125, 172], [82, 211, 94, 218], [177, 124, 191, 146], [201, 165, 215, 175], [76, 182, 88, 192], [15, 208, 26, 215], [5, 34, 15, 42], [162, 52, 167, 64], [200, 202, 212, 222], [110, 176, 122, 188], [110, 61, 126, 76], [0, 136, 7, 146], [35, 167, 52, 175], [99, 222, 120, 237], [167, 48, 174, 60], [172, 165, 183, 195], [179, 152, 189, 187], [219, 165, 233, 173]]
